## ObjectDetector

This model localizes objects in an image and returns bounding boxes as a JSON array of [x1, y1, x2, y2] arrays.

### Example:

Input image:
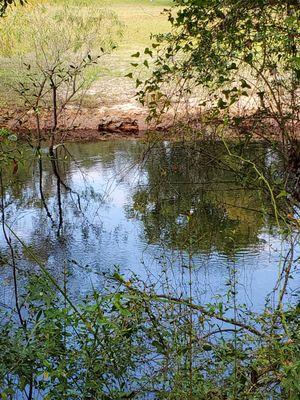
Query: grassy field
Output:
[[0, 0, 172, 108], [87, 0, 172, 109]]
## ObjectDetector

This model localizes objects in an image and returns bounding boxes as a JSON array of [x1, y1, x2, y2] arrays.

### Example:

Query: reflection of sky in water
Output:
[[0, 141, 299, 311]]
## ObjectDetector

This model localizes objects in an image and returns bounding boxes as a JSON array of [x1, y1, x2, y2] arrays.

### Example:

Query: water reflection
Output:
[[0, 140, 298, 309], [127, 141, 272, 254]]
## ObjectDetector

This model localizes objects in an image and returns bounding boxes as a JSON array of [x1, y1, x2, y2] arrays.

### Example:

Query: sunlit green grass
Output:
[[0, 0, 172, 107]]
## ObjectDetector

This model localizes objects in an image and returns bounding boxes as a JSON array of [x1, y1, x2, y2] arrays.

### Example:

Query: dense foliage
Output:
[[1, 269, 300, 399], [138, 0, 299, 138]]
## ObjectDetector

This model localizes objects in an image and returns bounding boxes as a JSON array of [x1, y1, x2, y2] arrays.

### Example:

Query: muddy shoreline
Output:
[[0, 106, 153, 141], [1, 106, 299, 143]]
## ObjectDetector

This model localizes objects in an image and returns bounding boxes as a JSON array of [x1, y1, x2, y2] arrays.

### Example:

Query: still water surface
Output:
[[1, 140, 298, 309]]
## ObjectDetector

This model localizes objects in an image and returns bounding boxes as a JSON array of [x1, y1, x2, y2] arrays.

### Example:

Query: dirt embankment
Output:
[[0, 103, 299, 143], [0, 104, 151, 141]]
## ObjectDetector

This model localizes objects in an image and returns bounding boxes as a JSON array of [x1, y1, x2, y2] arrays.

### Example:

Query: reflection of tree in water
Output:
[[3, 140, 141, 221], [1, 139, 281, 264], [0, 140, 143, 268], [128, 141, 277, 255]]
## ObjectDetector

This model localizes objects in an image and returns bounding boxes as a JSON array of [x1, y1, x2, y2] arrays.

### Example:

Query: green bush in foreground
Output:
[[0, 270, 299, 399]]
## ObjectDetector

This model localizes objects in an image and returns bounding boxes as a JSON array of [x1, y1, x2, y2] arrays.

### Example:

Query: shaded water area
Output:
[[1, 140, 299, 310]]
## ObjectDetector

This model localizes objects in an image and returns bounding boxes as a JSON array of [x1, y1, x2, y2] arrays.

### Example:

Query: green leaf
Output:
[[241, 79, 251, 89], [217, 98, 227, 109], [131, 52, 140, 58], [277, 190, 289, 199], [244, 53, 253, 64], [144, 47, 153, 57], [0, 128, 10, 137], [228, 62, 238, 70], [152, 340, 165, 354]]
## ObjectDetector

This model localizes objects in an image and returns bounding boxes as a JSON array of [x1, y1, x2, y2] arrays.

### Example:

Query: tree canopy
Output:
[[139, 0, 299, 133]]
